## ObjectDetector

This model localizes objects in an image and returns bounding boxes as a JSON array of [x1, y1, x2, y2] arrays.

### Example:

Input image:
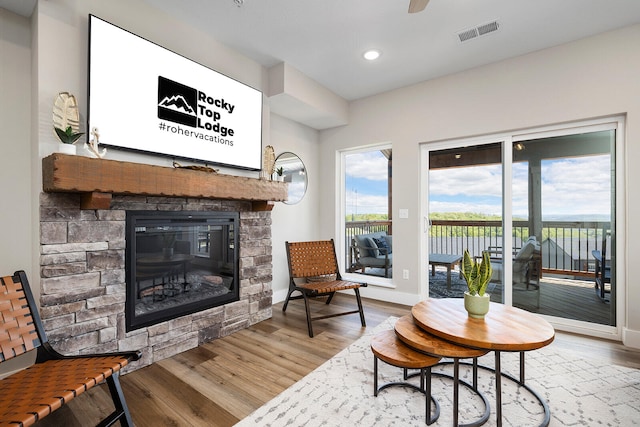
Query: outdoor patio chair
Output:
[[489, 237, 541, 289], [349, 231, 392, 278], [284, 240, 367, 337]]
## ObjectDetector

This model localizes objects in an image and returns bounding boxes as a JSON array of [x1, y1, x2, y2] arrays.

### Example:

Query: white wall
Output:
[[319, 25, 640, 347], [269, 114, 321, 302], [0, 8, 32, 275], [0, 7, 35, 375]]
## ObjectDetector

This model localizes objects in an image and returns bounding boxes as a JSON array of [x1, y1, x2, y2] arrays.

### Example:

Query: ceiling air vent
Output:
[[457, 20, 500, 43], [458, 28, 478, 42]]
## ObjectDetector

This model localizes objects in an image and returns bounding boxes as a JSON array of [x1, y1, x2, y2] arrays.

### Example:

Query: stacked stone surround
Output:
[[39, 192, 273, 370]]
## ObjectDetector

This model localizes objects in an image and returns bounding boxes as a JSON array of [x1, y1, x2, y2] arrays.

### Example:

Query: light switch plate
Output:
[[399, 209, 409, 219]]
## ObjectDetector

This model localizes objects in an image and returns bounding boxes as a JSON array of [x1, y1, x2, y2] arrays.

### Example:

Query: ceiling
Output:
[[0, 0, 35, 17], [143, 0, 640, 101], [4, 0, 640, 102]]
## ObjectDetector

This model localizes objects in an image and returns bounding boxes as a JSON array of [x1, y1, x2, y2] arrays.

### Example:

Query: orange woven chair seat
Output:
[[0, 356, 130, 426], [298, 280, 361, 294]]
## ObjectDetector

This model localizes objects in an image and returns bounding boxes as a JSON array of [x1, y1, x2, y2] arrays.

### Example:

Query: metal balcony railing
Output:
[[344, 219, 611, 278], [428, 220, 611, 277]]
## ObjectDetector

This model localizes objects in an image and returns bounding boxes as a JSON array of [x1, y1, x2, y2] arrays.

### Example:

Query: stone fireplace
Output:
[[39, 154, 287, 370]]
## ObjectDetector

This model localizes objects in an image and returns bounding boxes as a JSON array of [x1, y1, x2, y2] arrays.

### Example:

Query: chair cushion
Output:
[[358, 253, 393, 267], [366, 238, 380, 257], [355, 231, 388, 257], [373, 236, 391, 254], [514, 237, 540, 266]]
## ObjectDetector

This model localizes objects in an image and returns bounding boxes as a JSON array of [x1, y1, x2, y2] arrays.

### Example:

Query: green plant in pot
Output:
[[460, 249, 493, 319], [54, 126, 84, 144], [274, 166, 284, 181]]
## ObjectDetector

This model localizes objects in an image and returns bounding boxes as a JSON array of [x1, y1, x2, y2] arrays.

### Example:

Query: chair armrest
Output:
[[376, 247, 390, 255]]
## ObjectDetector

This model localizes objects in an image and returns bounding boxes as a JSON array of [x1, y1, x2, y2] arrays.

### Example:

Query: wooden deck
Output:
[[427, 266, 613, 326], [510, 277, 612, 325]]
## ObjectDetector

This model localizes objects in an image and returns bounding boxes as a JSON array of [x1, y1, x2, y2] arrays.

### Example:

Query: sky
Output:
[[345, 150, 612, 220], [345, 151, 389, 216]]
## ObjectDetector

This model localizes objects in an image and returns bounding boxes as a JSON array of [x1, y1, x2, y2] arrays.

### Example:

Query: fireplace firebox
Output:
[[125, 211, 239, 331]]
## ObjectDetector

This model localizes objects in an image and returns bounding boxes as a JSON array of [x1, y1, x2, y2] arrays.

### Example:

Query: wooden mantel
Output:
[[42, 154, 288, 211]]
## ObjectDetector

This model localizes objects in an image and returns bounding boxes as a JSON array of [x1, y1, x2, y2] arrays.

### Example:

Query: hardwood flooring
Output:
[[37, 295, 640, 427]]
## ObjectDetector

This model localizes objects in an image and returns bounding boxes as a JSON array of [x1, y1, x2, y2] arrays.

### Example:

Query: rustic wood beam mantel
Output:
[[42, 154, 287, 210]]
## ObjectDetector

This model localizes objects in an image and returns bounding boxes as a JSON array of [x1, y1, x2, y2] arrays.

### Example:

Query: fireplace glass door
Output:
[[125, 211, 239, 331]]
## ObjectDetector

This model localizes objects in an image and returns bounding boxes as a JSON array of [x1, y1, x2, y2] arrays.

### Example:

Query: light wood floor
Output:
[[38, 294, 640, 427]]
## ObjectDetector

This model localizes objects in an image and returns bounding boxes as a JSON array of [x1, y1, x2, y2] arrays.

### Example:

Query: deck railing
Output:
[[345, 219, 610, 278], [429, 220, 611, 277], [345, 220, 392, 243]]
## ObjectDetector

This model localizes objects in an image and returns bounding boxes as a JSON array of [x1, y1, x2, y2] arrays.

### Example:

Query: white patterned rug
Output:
[[234, 317, 640, 426]]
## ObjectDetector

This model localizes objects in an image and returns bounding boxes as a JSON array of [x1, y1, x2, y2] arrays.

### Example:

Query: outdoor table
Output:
[[428, 253, 462, 289], [410, 298, 555, 427]]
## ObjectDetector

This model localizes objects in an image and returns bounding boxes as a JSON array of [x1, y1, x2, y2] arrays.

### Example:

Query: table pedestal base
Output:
[[432, 359, 491, 427], [455, 353, 551, 427], [373, 357, 440, 425]]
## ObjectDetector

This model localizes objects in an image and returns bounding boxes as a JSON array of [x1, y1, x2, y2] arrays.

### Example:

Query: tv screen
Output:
[[88, 15, 263, 170]]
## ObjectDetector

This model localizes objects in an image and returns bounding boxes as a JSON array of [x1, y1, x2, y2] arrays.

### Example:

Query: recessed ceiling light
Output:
[[363, 49, 381, 61]]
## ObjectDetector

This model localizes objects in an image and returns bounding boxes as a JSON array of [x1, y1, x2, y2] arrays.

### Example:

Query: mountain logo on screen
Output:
[[157, 76, 197, 127], [159, 95, 195, 115]]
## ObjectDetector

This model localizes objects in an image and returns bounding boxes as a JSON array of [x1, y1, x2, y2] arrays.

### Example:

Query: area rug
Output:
[[428, 269, 497, 299], [234, 317, 640, 426]]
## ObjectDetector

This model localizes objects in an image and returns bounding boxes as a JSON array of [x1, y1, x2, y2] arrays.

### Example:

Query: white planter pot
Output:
[[58, 143, 77, 155], [464, 291, 490, 319]]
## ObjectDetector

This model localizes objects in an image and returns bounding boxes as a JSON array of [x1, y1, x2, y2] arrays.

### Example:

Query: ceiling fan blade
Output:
[[408, 0, 430, 13]]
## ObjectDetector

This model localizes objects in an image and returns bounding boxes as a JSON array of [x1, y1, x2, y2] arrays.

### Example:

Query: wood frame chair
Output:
[[1, 271, 141, 427], [283, 240, 367, 337]]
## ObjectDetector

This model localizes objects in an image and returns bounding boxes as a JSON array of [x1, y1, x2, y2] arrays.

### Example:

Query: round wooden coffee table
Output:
[[395, 315, 491, 427], [410, 298, 555, 427]]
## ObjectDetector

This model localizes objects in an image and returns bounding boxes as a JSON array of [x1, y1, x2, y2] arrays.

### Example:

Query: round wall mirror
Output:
[[274, 152, 307, 204]]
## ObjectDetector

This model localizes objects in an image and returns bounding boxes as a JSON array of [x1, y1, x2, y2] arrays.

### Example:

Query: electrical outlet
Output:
[[402, 269, 409, 279]]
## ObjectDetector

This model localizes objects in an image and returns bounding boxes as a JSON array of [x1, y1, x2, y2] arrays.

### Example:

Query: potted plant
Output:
[[460, 249, 493, 319], [54, 126, 84, 154], [52, 92, 83, 154], [274, 166, 284, 181]]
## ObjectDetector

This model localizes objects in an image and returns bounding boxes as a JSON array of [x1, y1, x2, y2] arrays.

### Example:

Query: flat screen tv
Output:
[[88, 15, 263, 170]]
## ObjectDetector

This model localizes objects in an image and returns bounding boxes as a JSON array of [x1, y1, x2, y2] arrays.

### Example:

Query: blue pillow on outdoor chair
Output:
[[373, 236, 391, 254]]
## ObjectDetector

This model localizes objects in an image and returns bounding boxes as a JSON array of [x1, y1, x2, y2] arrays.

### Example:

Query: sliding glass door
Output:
[[510, 129, 616, 326], [427, 142, 503, 301], [422, 118, 622, 336]]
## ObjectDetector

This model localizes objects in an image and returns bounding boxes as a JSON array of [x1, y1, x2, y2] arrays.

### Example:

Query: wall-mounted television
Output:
[[88, 15, 263, 170]]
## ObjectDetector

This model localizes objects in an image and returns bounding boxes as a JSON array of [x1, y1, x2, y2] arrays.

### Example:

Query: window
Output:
[[341, 146, 392, 281]]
